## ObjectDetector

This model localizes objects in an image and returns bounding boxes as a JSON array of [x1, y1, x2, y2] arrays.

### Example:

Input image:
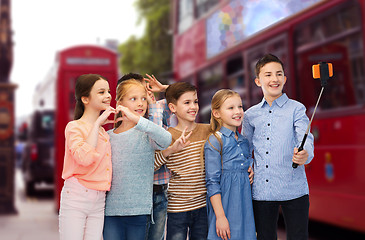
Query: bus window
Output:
[[226, 55, 246, 108], [178, 0, 194, 33], [196, 0, 219, 18], [295, 1, 364, 111], [197, 63, 224, 123]]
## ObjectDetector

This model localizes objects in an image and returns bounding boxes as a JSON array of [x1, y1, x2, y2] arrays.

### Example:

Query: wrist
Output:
[[216, 214, 226, 219], [162, 147, 173, 157]]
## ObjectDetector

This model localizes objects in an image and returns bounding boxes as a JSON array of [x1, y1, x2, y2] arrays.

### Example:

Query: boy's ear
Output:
[[168, 102, 176, 113], [254, 78, 262, 87], [212, 109, 220, 119], [81, 96, 89, 105]]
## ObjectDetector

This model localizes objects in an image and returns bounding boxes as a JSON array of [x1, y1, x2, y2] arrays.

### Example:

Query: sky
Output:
[[10, 0, 144, 119]]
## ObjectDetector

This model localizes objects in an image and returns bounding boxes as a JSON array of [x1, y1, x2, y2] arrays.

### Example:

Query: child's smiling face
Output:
[[83, 79, 111, 111], [170, 91, 199, 123], [118, 85, 147, 117], [214, 95, 244, 132], [255, 62, 287, 103]]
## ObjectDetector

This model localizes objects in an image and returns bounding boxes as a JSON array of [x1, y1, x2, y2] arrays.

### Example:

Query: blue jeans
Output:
[[147, 189, 168, 240], [166, 207, 208, 240], [103, 215, 149, 240]]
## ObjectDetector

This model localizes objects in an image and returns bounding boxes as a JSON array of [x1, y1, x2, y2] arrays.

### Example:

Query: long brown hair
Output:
[[200, 89, 241, 171], [74, 74, 108, 120], [114, 79, 146, 128]]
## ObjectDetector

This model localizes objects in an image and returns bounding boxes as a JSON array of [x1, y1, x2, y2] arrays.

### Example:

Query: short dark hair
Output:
[[165, 82, 197, 105], [117, 73, 143, 86], [255, 54, 284, 77]]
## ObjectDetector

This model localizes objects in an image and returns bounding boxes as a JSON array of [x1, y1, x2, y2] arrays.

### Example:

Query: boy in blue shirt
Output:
[[242, 54, 314, 240]]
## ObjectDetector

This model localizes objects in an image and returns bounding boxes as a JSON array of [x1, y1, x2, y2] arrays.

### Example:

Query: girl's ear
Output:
[[168, 102, 176, 113], [212, 109, 220, 119], [81, 96, 89, 105]]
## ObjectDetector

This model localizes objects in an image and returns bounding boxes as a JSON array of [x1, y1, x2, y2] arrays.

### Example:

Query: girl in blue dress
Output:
[[204, 89, 256, 240]]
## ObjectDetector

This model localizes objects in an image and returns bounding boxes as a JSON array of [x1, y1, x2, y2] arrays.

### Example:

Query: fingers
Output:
[[181, 127, 187, 143], [293, 147, 298, 154], [185, 131, 193, 140], [248, 166, 254, 184], [227, 229, 231, 239], [217, 229, 230, 240], [145, 73, 153, 80], [180, 127, 193, 144], [292, 149, 308, 165], [146, 73, 157, 81]]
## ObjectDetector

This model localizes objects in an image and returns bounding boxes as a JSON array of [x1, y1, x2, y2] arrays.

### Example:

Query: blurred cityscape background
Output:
[[1, 0, 365, 239]]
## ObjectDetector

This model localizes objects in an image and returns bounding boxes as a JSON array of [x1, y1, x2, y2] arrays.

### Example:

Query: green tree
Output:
[[118, 0, 172, 81]]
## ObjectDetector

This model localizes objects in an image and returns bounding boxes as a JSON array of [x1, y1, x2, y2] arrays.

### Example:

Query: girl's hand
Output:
[[96, 106, 116, 126], [248, 166, 254, 184], [216, 216, 231, 240], [115, 105, 140, 124], [144, 74, 168, 93], [292, 148, 309, 166]]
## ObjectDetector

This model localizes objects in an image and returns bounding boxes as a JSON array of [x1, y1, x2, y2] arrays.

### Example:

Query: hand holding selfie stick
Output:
[[292, 62, 333, 168]]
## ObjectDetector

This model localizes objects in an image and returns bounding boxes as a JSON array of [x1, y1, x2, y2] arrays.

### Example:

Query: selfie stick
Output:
[[292, 62, 333, 168]]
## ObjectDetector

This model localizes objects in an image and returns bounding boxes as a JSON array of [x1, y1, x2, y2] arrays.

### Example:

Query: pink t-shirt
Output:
[[62, 120, 112, 191]]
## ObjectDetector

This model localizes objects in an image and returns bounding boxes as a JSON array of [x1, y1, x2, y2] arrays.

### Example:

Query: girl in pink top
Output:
[[59, 74, 116, 240]]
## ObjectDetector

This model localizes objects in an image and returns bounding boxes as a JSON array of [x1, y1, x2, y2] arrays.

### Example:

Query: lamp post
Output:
[[0, 0, 17, 214]]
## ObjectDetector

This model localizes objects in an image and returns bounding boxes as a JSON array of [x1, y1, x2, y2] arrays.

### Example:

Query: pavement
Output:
[[0, 170, 59, 240], [1, 170, 362, 240]]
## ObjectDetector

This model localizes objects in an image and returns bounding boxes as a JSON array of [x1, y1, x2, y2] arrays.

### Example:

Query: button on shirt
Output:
[[205, 127, 253, 198], [242, 93, 314, 201]]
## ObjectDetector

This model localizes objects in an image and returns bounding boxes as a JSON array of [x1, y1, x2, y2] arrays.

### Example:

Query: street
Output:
[[0, 169, 58, 240], [0, 169, 364, 240]]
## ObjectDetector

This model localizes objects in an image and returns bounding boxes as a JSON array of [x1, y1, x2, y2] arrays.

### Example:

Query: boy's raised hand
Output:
[[171, 127, 192, 152], [163, 127, 192, 157], [146, 89, 156, 104], [144, 74, 168, 93], [292, 147, 309, 166]]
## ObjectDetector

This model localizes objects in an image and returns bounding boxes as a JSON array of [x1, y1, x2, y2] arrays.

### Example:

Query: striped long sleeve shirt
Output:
[[154, 123, 210, 213]]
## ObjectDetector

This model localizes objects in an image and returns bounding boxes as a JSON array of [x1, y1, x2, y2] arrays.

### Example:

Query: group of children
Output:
[[58, 54, 314, 240]]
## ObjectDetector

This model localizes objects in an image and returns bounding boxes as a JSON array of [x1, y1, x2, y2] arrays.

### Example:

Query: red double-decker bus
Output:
[[31, 45, 118, 210], [172, 0, 365, 232]]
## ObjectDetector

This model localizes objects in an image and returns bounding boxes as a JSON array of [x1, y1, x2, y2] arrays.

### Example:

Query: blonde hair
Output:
[[200, 89, 241, 171], [114, 79, 146, 128]]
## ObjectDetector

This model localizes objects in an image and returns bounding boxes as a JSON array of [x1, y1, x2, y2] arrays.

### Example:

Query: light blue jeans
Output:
[[147, 189, 168, 240]]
